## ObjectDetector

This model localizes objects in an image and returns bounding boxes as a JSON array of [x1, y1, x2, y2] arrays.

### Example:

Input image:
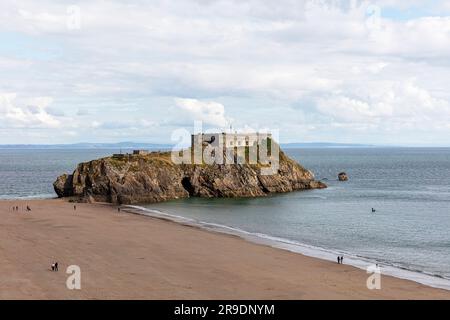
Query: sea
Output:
[[1, 147, 450, 290]]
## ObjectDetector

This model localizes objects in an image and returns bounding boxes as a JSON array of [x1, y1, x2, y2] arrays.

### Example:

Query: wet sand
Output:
[[1, 199, 449, 299]]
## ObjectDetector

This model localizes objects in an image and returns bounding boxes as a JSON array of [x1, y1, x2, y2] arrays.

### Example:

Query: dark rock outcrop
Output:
[[338, 172, 349, 181], [53, 173, 74, 198], [54, 150, 326, 204]]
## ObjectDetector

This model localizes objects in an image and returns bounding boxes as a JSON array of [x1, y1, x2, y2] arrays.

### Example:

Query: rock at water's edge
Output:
[[53, 150, 327, 204], [338, 172, 349, 181]]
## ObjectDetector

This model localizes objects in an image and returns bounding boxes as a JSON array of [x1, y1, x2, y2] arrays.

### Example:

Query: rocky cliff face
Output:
[[54, 150, 326, 204]]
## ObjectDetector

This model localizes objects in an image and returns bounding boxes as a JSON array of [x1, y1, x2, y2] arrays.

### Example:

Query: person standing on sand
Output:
[[341, 256, 344, 264], [74, 205, 76, 211], [337, 256, 340, 264], [55, 262, 59, 271]]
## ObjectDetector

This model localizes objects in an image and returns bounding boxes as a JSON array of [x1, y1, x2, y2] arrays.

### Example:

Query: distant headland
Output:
[[0, 141, 376, 149]]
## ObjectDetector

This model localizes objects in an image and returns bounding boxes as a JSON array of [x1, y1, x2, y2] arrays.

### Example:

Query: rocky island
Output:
[[54, 145, 326, 204]]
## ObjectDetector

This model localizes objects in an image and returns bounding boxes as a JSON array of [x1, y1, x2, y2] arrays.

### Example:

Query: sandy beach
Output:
[[0, 199, 449, 300]]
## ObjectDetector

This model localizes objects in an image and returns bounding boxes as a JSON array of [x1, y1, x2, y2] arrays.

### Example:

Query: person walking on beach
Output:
[[337, 256, 340, 264], [51, 262, 59, 271], [340, 255, 344, 264], [74, 205, 76, 211]]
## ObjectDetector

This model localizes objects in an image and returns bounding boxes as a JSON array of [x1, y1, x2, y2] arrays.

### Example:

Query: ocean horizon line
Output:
[[1, 142, 449, 149]]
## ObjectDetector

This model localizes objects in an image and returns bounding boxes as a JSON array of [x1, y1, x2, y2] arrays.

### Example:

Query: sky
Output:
[[0, 0, 450, 146]]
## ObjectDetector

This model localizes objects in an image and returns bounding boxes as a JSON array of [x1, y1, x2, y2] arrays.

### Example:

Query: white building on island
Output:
[[191, 132, 272, 149]]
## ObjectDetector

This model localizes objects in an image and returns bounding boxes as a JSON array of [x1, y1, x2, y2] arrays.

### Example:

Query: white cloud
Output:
[[316, 80, 450, 127], [0, 93, 62, 128], [175, 98, 231, 127], [0, 0, 449, 144], [317, 96, 381, 122]]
